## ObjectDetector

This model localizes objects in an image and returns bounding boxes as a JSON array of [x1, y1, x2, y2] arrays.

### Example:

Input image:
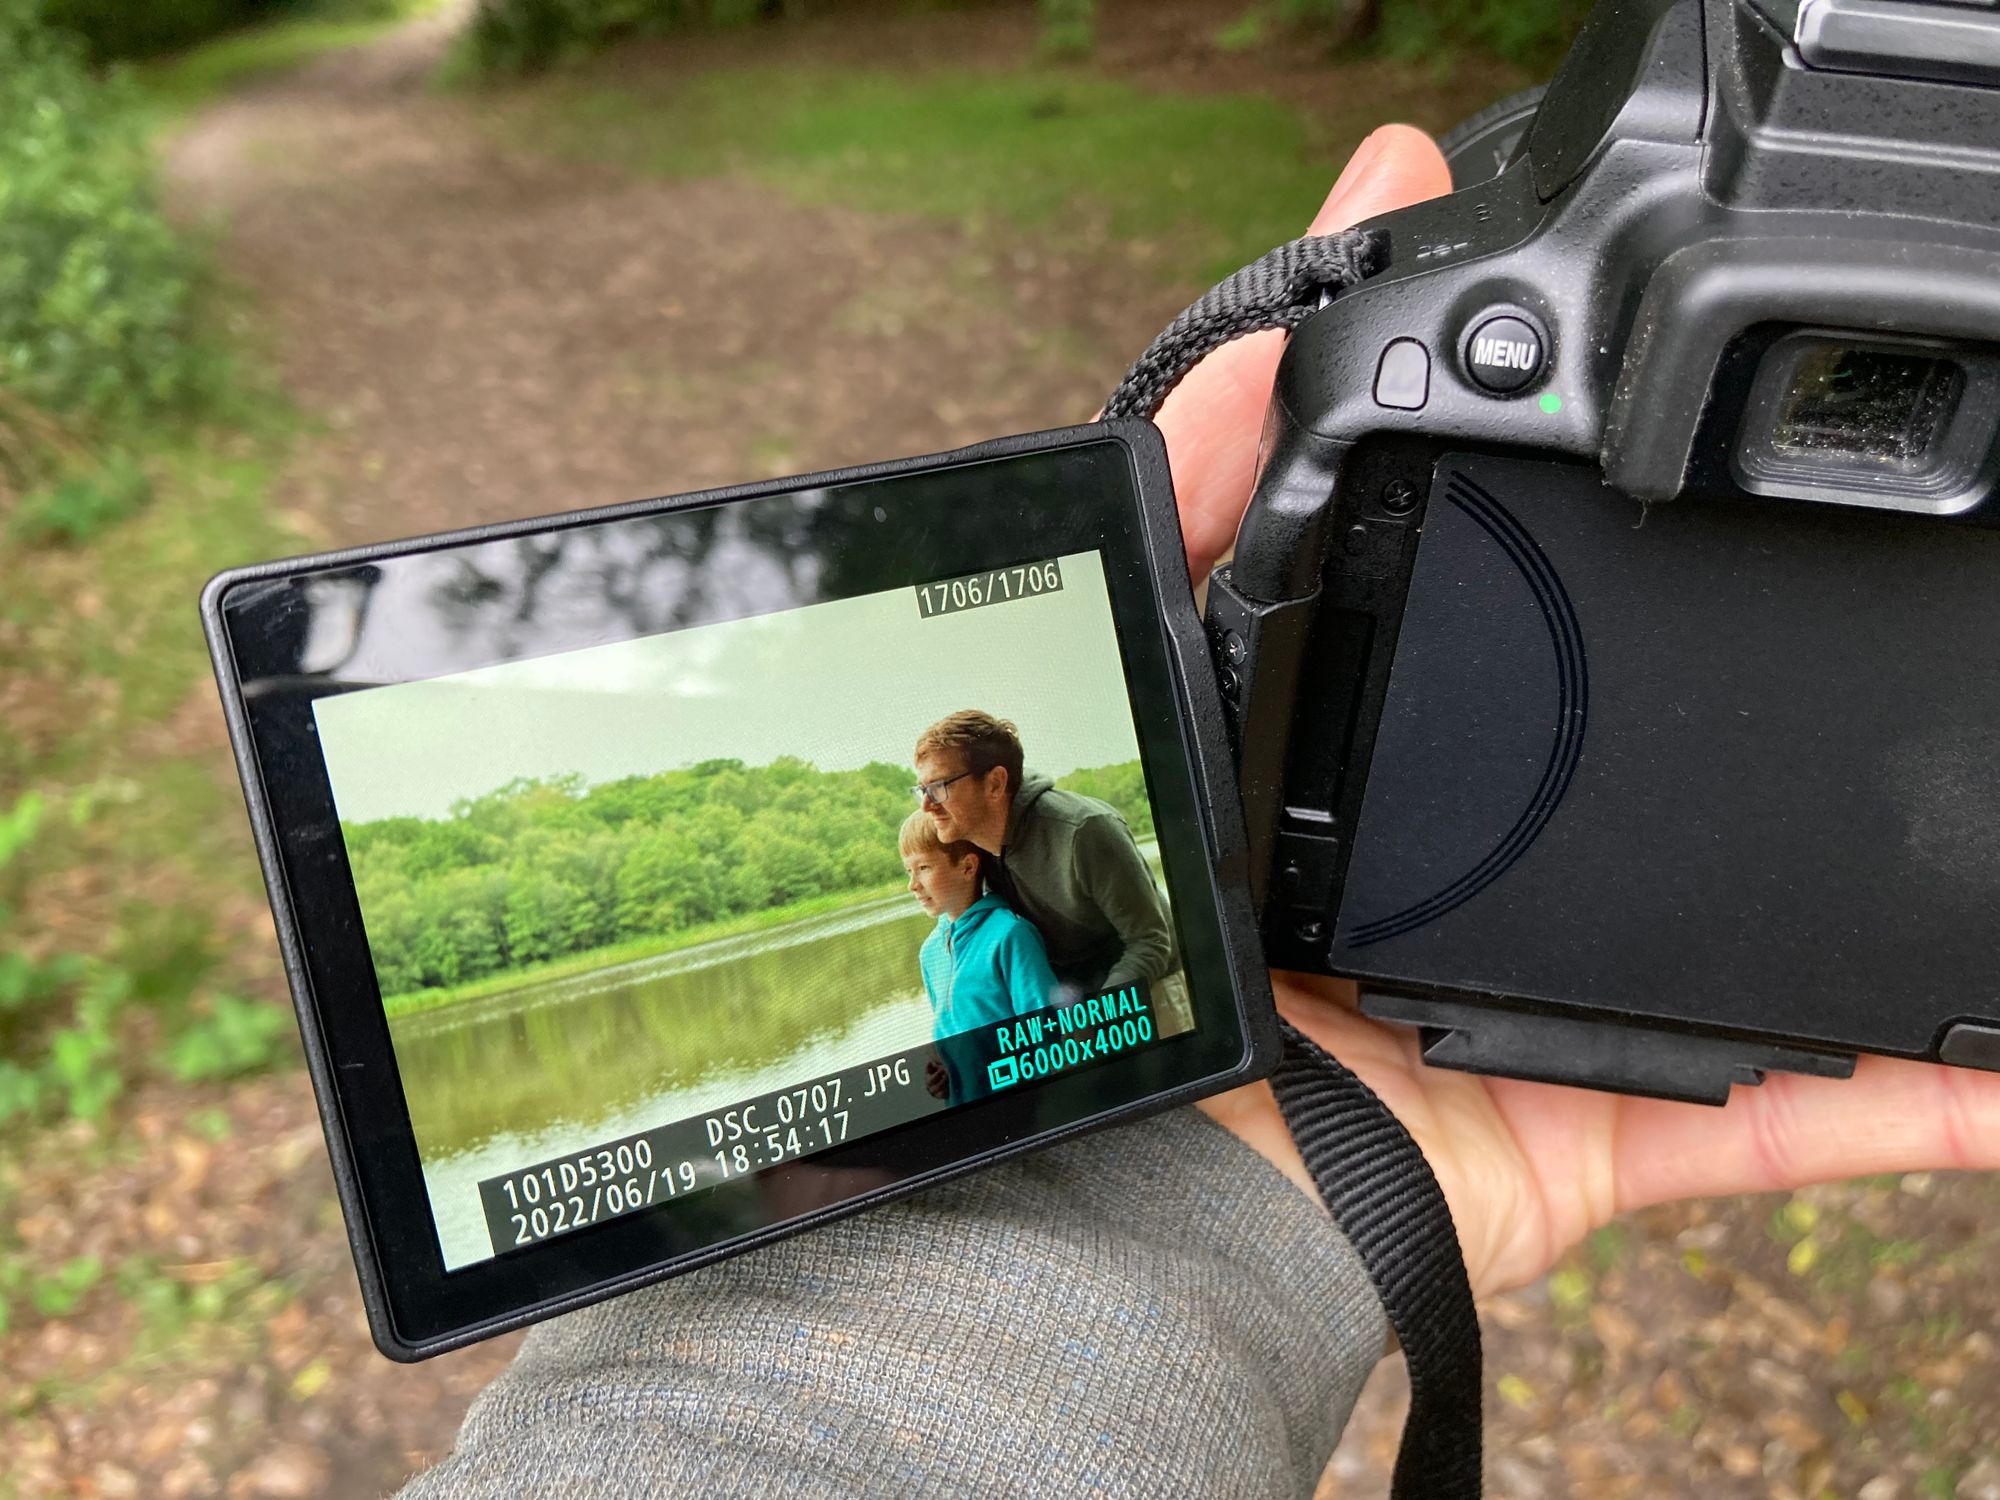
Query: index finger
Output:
[[1156, 124, 1455, 583]]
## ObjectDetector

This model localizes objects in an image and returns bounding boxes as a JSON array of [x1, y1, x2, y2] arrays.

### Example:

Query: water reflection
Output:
[[392, 894, 936, 1269]]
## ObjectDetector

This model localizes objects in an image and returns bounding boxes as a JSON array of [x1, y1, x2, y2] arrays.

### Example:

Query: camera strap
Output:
[[1101, 229, 1385, 420], [1103, 229, 1485, 1500]]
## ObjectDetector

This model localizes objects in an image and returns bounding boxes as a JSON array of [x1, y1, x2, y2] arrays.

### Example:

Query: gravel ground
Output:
[[3, 3, 1994, 1495]]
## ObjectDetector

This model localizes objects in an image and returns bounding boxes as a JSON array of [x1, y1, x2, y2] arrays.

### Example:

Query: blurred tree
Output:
[[36, 0, 405, 63], [1294, 0, 1592, 67], [459, 0, 794, 75]]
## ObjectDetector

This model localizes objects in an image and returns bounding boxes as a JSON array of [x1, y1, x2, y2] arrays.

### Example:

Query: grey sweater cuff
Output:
[[398, 1106, 1387, 1499]]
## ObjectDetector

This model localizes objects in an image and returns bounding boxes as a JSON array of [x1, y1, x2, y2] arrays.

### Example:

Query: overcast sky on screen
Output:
[[313, 551, 1142, 824]]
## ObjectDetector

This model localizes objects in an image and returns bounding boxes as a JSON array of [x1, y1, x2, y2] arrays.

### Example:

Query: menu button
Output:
[[1463, 312, 1545, 394]]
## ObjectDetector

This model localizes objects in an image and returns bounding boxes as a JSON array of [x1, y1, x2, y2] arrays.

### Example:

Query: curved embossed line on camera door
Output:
[[1346, 475, 1588, 948]]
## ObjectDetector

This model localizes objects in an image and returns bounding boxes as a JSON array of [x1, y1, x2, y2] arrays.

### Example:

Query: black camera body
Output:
[[1210, 0, 2000, 1103]]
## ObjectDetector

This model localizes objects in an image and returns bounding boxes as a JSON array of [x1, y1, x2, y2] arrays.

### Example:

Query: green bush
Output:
[[36, 0, 404, 64], [9, 450, 152, 544], [39, 0, 263, 62], [165, 992, 293, 1081], [344, 759, 914, 999], [0, 1, 215, 534], [0, 794, 123, 1125], [457, 0, 770, 77], [1373, 0, 1592, 68], [0, 792, 296, 1125], [1035, 0, 1092, 56], [1254, 0, 1587, 68], [1279, 0, 1587, 68], [0, 5, 209, 427], [0, 1253, 107, 1335]]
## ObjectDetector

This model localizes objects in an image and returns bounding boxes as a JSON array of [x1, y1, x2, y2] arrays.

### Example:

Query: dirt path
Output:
[[165, 3, 1162, 554], [64, 7, 1992, 1497]]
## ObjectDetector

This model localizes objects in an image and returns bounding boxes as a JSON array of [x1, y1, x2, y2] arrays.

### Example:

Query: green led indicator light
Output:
[[1538, 391, 1563, 415]]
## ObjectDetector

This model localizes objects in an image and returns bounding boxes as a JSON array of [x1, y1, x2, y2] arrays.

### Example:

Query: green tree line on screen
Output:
[[346, 756, 1151, 999]]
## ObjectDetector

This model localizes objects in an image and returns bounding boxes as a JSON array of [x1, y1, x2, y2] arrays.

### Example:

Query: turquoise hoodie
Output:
[[918, 893, 1061, 1042]]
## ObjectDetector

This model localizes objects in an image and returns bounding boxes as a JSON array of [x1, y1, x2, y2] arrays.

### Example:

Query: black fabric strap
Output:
[[1102, 229, 1385, 420], [1271, 1023, 1484, 1499], [1103, 231, 1485, 1499]]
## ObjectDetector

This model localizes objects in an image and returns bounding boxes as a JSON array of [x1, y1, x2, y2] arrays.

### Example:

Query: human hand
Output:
[[1177, 125, 2000, 1300]]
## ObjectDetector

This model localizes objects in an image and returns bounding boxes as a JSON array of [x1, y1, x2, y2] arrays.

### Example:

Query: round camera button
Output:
[[1464, 312, 1545, 394]]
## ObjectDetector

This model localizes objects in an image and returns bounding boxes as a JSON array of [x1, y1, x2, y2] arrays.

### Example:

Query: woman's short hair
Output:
[[913, 710, 1025, 796], [899, 809, 981, 872]]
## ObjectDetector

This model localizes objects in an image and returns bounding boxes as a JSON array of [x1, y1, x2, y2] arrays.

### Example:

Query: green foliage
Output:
[[1213, 10, 1268, 52], [165, 992, 293, 1080], [0, 919, 124, 1125], [0, 5, 210, 428], [1219, 0, 1583, 68], [1055, 759, 1151, 837], [110, 1253, 285, 1350], [0, 0, 223, 542], [0, 792, 295, 1126], [0, 1252, 105, 1334], [1370, 0, 1592, 69], [9, 450, 151, 544], [29, 1253, 104, 1316], [456, 0, 597, 75], [0, 955, 124, 1126], [0, 790, 45, 869], [40, 0, 263, 62], [2, 446, 295, 790], [1584, 1222, 1631, 1273], [1274, 0, 1357, 25], [352, 756, 1148, 1012], [455, 0, 772, 77], [1035, 0, 1092, 57], [346, 758, 917, 1000], [37, 0, 407, 64], [0, 793, 118, 1125]]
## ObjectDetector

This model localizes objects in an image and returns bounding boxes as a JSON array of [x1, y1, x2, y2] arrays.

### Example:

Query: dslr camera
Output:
[[204, 0, 2000, 1358], [1210, 0, 2000, 1105]]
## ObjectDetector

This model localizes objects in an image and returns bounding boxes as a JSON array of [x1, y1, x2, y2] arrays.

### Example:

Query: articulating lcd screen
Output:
[[312, 550, 1192, 1271]]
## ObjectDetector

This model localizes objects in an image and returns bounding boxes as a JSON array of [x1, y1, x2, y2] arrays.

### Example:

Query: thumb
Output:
[[1158, 124, 1454, 583]]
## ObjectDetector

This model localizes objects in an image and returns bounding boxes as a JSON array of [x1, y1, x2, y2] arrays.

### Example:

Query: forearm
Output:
[[399, 1108, 1385, 1500]]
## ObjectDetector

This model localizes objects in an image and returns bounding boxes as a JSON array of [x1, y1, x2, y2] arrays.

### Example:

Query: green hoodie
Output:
[[987, 771, 1175, 996]]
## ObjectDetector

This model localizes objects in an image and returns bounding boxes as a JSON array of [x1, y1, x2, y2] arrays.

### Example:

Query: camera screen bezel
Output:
[[202, 422, 1275, 1360]]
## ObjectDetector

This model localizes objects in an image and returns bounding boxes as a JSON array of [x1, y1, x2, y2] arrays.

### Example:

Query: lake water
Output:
[[390, 892, 939, 1268], [389, 844, 1173, 1269]]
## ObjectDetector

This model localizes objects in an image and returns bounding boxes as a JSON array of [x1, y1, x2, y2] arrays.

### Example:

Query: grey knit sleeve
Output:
[[396, 1106, 1387, 1500]]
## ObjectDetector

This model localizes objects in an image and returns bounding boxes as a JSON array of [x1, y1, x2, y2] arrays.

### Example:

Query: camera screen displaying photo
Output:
[[205, 429, 1269, 1356], [313, 550, 1194, 1271]]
